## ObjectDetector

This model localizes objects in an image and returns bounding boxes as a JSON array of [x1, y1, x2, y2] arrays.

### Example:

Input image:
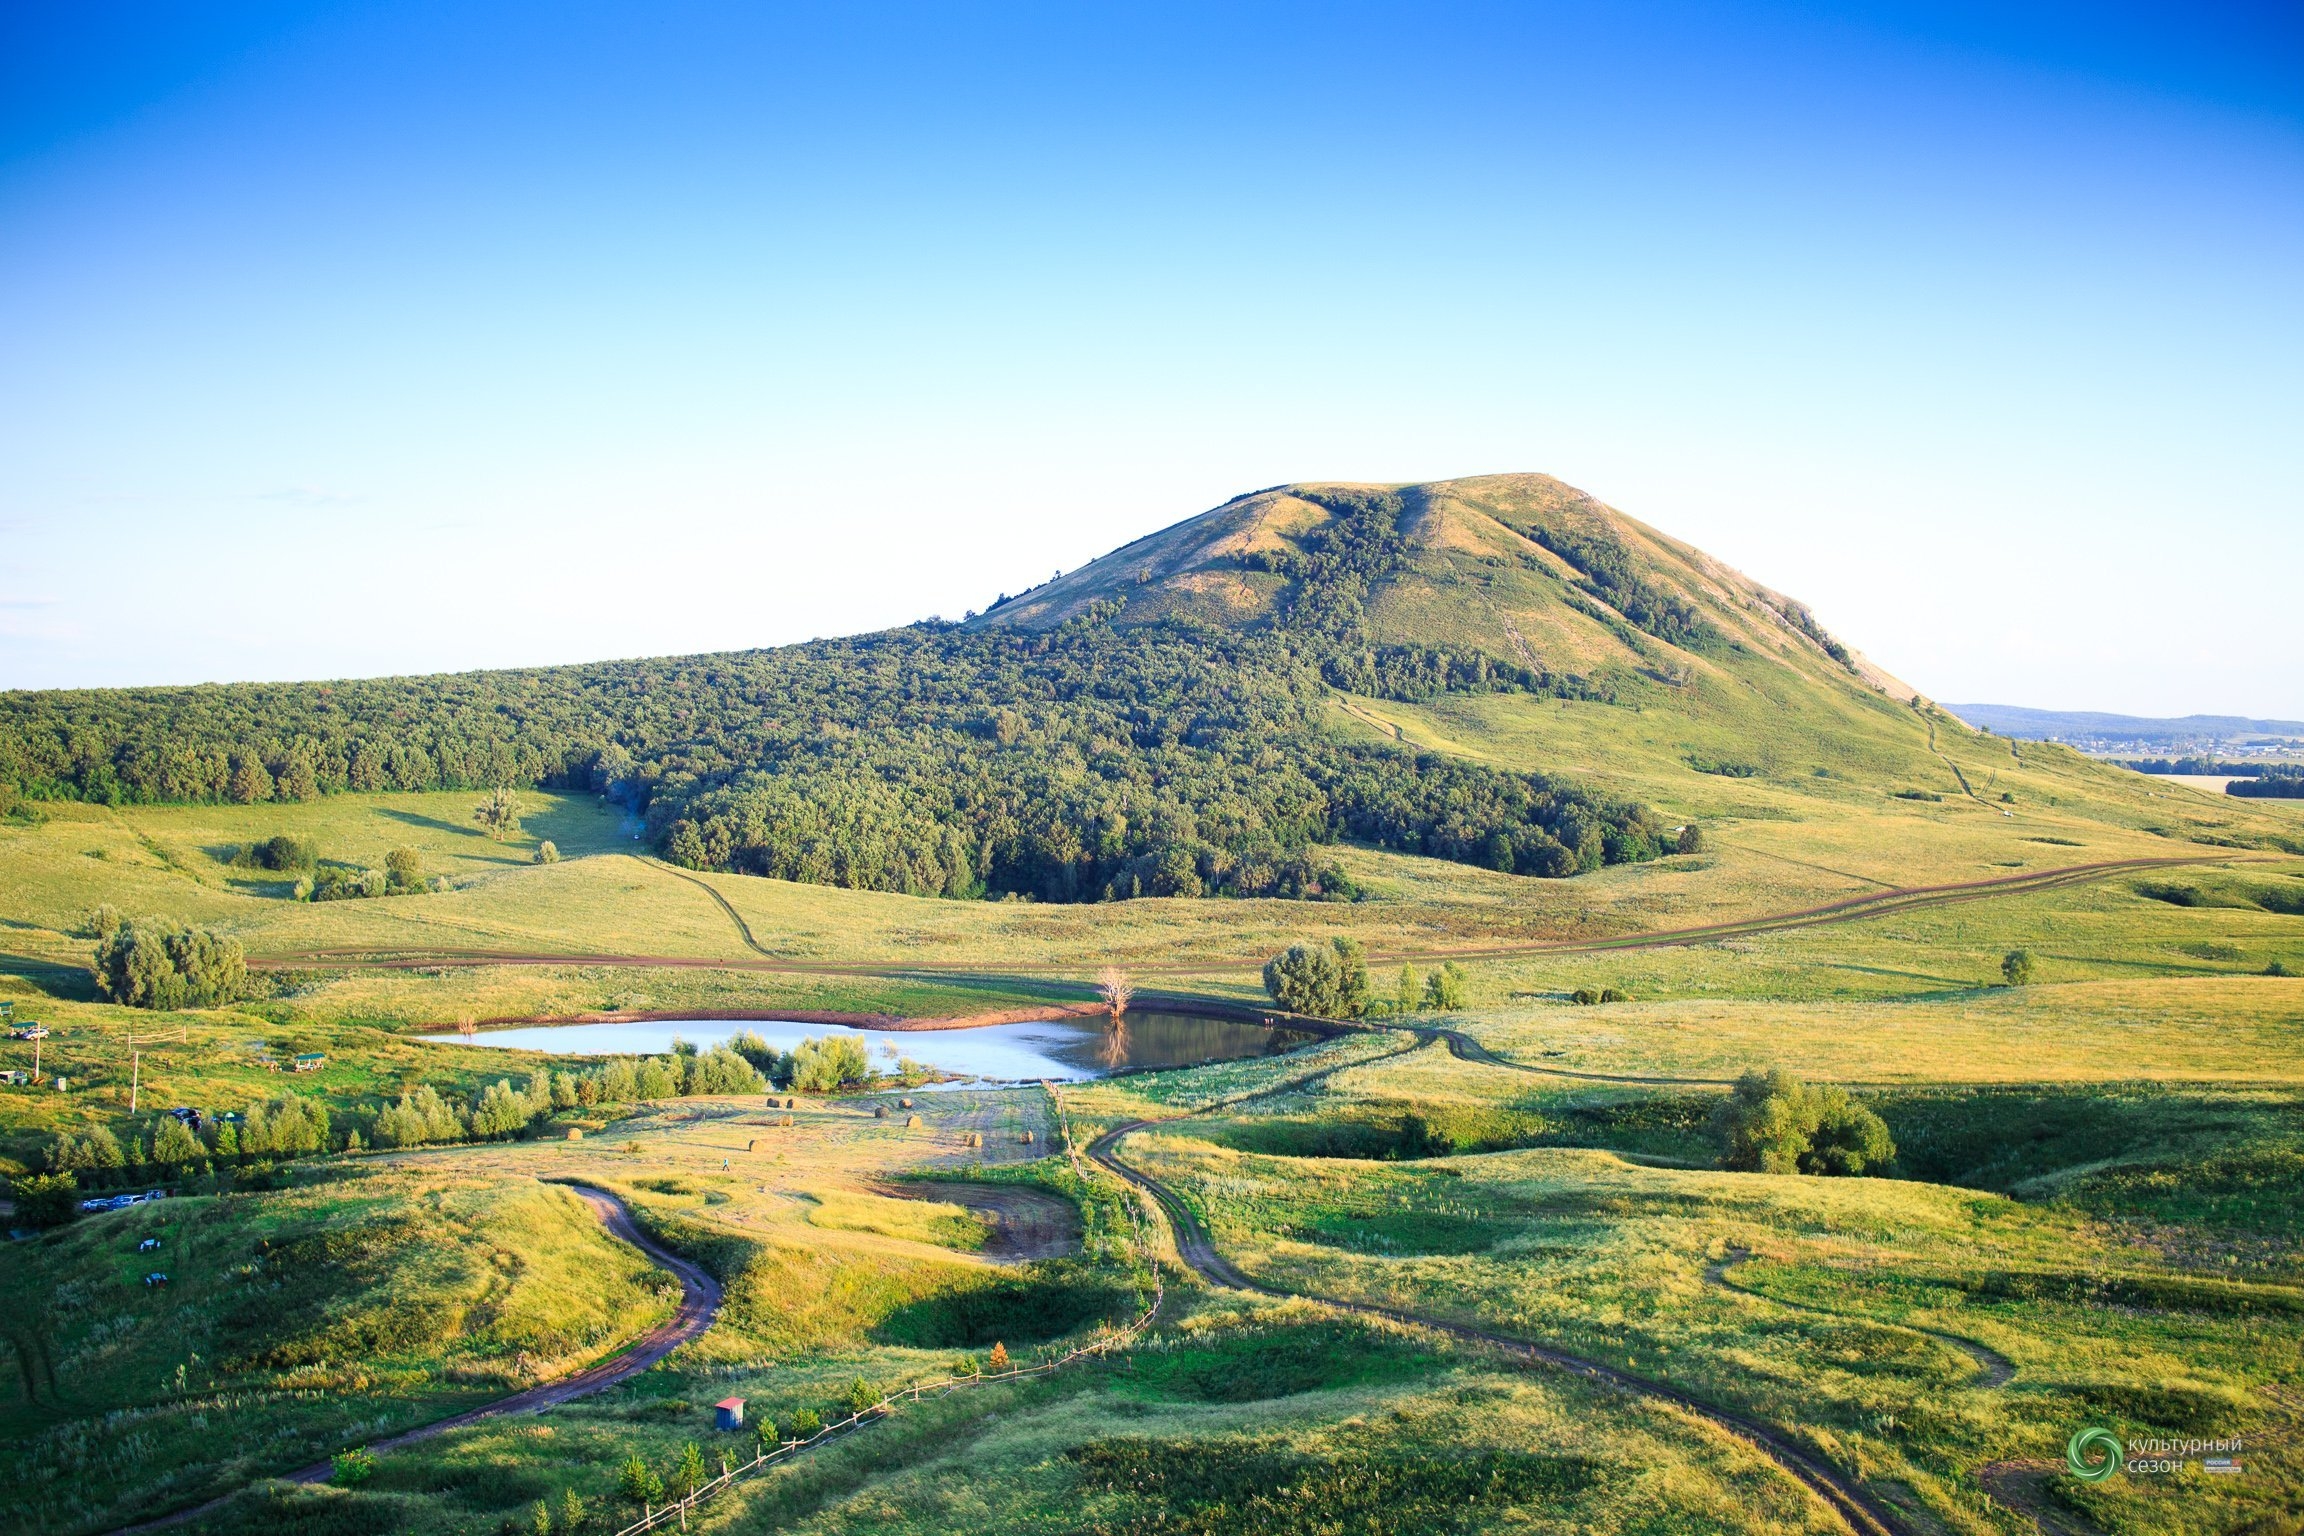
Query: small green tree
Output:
[[534, 840, 560, 864], [1423, 962, 1468, 1011], [790, 1034, 872, 1091], [330, 1447, 377, 1486], [530, 1498, 553, 1535], [1676, 823, 1705, 854], [12, 1172, 79, 1227], [473, 787, 523, 841], [672, 1446, 705, 1501], [2001, 949, 2038, 986], [1262, 937, 1370, 1019], [384, 846, 425, 891], [558, 1488, 588, 1532], [789, 1406, 823, 1438], [846, 1376, 878, 1415], [149, 1117, 205, 1167], [617, 1454, 663, 1508], [754, 1417, 779, 1451], [1393, 964, 1423, 1015], [1713, 1069, 1895, 1176]]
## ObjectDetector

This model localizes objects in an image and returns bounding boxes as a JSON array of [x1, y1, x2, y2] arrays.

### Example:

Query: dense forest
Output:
[[2227, 769, 2304, 800], [0, 492, 1672, 901]]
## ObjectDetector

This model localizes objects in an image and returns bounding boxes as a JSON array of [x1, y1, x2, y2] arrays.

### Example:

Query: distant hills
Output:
[[1944, 705, 2304, 752]]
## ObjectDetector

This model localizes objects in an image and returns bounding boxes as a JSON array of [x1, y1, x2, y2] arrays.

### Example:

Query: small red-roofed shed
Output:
[[714, 1397, 745, 1430]]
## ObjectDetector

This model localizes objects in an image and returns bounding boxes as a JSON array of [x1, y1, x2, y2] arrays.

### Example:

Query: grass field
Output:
[[3, 558, 2302, 1532]]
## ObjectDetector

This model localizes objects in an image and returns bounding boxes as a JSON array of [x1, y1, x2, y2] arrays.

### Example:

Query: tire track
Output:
[[1087, 1117, 1907, 1536], [250, 854, 2234, 978], [109, 1183, 719, 1535], [1704, 1247, 2014, 1388]]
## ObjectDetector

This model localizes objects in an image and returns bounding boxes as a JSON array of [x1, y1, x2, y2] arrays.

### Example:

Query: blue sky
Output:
[[3, 1, 2299, 713]]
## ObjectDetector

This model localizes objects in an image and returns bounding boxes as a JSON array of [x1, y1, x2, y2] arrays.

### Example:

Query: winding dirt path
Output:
[[110, 1183, 718, 1535], [1703, 1247, 2015, 1388], [249, 854, 2237, 980], [1086, 1117, 1909, 1536]]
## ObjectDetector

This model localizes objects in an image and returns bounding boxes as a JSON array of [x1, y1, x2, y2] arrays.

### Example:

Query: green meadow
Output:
[[2, 479, 2300, 1534]]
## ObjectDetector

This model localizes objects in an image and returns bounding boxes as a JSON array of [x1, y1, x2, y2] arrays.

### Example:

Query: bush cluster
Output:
[[1712, 1068, 1895, 1176], [90, 919, 246, 1009], [1262, 941, 1468, 1019]]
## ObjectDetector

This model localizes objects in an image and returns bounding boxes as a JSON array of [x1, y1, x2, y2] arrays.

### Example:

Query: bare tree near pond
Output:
[[1096, 965, 1133, 1017]]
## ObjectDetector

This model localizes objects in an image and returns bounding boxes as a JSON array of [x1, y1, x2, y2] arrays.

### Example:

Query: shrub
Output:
[[2268, 959, 2291, 977], [846, 1376, 878, 1414], [1675, 823, 1704, 854], [12, 1171, 79, 1227], [987, 1340, 1010, 1371], [616, 1455, 663, 1508], [1713, 1068, 1895, 1176], [1422, 962, 1468, 1011], [2001, 949, 2038, 986], [788, 1407, 823, 1438], [1570, 987, 1626, 1005], [330, 1447, 377, 1486], [1262, 937, 1370, 1019], [790, 1034, 872, 1092], [50, 1125, 127, 1176], [474, 787, 523, 840], [384, 846, 425, 890], [247, 834, 318, 871], [91, 919, 246, 1009], [534, 840, 560, 864], [149, 1116, 206, 1167]]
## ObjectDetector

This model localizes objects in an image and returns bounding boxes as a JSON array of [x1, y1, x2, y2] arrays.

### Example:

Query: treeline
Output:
[[2227, 769, 2304, 800], [0, 491, 1674, 902], [1506, 518, 1727, 655], [31, 1032, 893, 1206]]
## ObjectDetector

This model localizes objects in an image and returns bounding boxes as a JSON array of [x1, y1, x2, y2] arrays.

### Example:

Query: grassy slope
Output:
[[0, 475, 2300, 1532], [0, 1165, 674, 1534]]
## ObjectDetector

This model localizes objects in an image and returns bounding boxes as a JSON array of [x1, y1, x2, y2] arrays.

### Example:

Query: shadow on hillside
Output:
[[0, 953, 97, 1001], [377, 808, 488, 840]]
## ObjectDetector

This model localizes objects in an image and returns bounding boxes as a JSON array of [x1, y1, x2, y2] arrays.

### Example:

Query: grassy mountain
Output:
[[986, 473, 1910, 703], [2, 474, 2294, 915]]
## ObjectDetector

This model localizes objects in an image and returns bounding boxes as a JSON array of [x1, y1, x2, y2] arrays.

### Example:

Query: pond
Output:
[[414, 1009, 1320, 1084]]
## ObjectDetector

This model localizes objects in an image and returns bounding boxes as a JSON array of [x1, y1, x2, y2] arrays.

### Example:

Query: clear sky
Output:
[[3, 2, 2299, 715]]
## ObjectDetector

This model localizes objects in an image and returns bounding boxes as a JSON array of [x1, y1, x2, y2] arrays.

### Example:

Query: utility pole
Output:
[[130, 1049, 141, 1113], [31, 1036, 38, 1082]]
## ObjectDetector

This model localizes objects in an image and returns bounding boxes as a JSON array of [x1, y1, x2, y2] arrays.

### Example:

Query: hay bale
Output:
[[873, 1105, 888, 1119], [1019, 1129, 1036, 1144], [899, 1098, 914, 1109], [965, 1131, 983, 1147], [905, 1114, 924, 1128], [778, 1114, 794, 1128], [565, 1128, 583, 1141]]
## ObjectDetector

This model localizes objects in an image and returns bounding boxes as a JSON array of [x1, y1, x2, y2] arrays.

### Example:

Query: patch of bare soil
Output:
[[875, 1180, 1084, 1261]]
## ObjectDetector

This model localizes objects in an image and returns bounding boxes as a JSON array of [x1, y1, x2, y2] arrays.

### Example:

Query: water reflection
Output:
[[415, 1009, 1317, 1084]]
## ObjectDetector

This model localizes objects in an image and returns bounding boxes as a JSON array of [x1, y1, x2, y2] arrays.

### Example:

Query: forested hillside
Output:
[[0, 483, 1694, 902]]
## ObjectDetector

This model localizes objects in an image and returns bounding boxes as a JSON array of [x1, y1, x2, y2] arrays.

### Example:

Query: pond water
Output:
[[414, 1010, 1319, 1084]]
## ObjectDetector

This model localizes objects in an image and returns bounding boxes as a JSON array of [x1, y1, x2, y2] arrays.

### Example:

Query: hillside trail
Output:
[[1703, 1246, 2016, 1388], [1087, 1106, 1909, 1536], [106, 1183, 719, 1536], [251, 852, 2237, 979]]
